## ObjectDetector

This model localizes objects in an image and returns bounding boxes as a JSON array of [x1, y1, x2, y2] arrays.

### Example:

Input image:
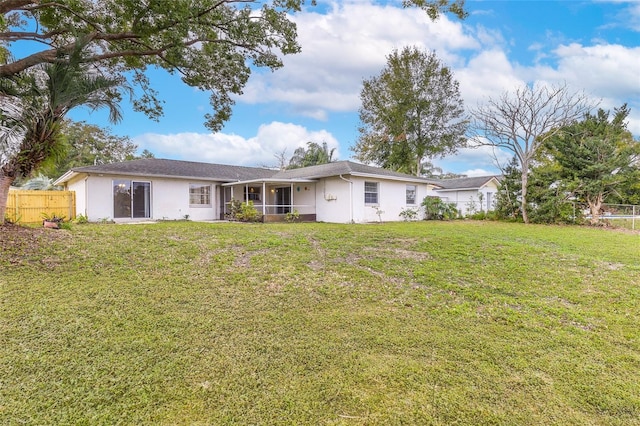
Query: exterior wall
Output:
[[153, 178, 218, 221], [351, 177, 433, 223], [290, 183, 316, 215], [67, 174, 87, 217], [66, 171, 444, 224], [86, 175, 113, 220], [315, 176, 432, 223], [434, 180, 499, 216], [77, 174, 218, 222], [315, 176, 352, 223]]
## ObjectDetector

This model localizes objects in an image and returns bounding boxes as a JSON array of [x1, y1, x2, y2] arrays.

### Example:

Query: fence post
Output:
[[68, 192, 74, 220], [633, 205, 636, 231]]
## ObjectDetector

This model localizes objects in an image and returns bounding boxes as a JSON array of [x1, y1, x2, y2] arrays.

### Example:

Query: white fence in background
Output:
[[585, 203, 639, 230]]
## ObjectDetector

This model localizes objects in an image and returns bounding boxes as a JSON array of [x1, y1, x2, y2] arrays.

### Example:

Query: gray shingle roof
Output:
[[433, 175, 499, 190], [272, 161, 438, 183], [61, 158, 446, 184], [69, 158, 278, 181]]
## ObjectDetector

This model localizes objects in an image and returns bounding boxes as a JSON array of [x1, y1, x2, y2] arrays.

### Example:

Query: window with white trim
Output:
[[406, 185, 417, 204], [364, 181, 378, 204], [189, 184, 211, 206]]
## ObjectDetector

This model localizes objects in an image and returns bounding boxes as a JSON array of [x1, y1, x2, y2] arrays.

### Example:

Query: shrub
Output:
[[41, 212, 66, 223], [422, 197, 458, 220], [469, 211, 487, 220], [227, 199, 262, 222], [59, 221, 73, 230], [74, 214, 89, 224], [399, 207, 419, 221], [285, 209, 300, 223], [225, 199, 243, 220]]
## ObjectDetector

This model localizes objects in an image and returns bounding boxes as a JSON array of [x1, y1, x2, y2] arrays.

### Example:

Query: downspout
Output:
[[84, 176, 89, 218], [338, 174, 353, 223]]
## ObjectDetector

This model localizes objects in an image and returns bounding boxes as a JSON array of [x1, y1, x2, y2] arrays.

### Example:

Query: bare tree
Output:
[[274, 149, 289, 171], [470, 83, 594, 223]]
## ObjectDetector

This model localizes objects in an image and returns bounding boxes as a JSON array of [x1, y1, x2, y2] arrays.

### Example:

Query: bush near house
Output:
[[422, 196, 458, 220], [225, 199, 262, 222]]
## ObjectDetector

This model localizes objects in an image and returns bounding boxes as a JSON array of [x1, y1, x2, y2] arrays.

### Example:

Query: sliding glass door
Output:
[[113, 180, 151, 219]]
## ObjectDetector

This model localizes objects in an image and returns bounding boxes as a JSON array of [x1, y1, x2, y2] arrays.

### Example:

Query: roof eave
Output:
[[71, 169, 228, 182], [221, 178, 318, 186], [53, 170, 78, 186], [350, 171, 438, 184]]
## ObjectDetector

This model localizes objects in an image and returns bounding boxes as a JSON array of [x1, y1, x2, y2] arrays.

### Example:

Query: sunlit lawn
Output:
[[1, 221, 639, 425]]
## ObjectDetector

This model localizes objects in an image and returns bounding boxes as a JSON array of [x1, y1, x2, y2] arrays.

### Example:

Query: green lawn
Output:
[[1, 221, 639, 425]]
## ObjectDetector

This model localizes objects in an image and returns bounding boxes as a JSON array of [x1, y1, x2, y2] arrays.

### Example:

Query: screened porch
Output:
[[220, 179, 317, 221]]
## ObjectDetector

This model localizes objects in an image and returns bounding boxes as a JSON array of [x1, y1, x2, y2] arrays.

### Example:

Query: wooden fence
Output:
[[6, 190, 76, 224]]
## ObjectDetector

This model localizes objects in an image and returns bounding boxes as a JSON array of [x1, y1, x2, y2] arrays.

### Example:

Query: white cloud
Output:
[[537, 43, 640, 97], [134, 122, 340, 167], [529, 43, 640, 136], [433, 142, 513, 175], [598, 0, 640, 32], [240, 1, 477, 114], [461, 168, 496, 177], [455, 49, 525, 107], [132, 1, 640, 175]]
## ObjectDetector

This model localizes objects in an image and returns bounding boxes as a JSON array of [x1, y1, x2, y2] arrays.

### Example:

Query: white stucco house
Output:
[[432, 175, 501, 216], [54, 158, 502, 223], [54, 159, 446, 223]]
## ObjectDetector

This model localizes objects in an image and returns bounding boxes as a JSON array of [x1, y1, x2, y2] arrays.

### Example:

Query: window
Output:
[[364, 181, 378, 204], [486, 192, 494, 211], [190, 184, 211, 206], [244, 186, 261, 201], [406, 185, 417, 204]]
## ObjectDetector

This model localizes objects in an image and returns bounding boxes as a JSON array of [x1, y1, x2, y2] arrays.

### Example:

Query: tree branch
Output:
[[0, 0, 32, 15]]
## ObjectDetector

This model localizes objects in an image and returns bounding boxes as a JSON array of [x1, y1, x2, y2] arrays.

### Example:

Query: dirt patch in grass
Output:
[[0, 223, 69, 267]]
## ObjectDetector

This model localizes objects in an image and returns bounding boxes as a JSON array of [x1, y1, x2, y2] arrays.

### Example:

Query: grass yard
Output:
[[1, 221, 639, 425]]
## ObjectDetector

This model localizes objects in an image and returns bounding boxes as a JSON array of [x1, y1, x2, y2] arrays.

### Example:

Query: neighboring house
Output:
[[54, 159, 441, 223], [432, 175, 501, 216]]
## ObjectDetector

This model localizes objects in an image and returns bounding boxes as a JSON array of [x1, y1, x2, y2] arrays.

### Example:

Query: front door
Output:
[[275, 187, 291, 214]]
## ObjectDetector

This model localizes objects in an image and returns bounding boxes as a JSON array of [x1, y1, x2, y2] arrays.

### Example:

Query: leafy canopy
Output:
[[1, 0, 467, 131], [543, 104, 640, 221], [1, 45, 126, 179], [287, 141, 335, 169], [40, 120, 140, 179], [353, 47, 468, 176]]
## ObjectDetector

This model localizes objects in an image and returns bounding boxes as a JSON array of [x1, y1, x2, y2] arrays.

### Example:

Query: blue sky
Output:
[[69, 0, 640, 176]]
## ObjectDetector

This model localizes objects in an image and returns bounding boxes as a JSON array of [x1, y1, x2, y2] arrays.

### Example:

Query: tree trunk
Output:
[[587, 193, 603, 225], [0, 173, 16, 223], [520, 164, 529, 224]]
